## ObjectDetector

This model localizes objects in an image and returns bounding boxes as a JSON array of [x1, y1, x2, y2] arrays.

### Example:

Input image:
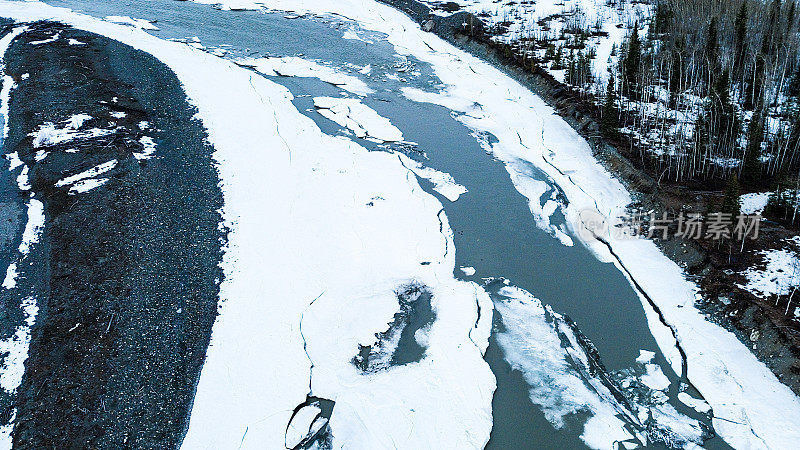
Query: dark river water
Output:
[[27, 1, 730, 447]]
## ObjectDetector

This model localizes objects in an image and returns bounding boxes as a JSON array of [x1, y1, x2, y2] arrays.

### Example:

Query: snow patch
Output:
[[0, 296, 37, 392], [740, 192, 770, 215], [55, 159, 117, 187], [29, 114, 113, 148], [2, 263, 17, 289], [741, 248, 800, 298], [69, 177, 109, 194], [134, 136, 157, 160], [29, 31, 60, 45]]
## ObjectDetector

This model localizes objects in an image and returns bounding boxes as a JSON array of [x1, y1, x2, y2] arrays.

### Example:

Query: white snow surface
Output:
[[740, 192, 770, 215], [216, 1, 800, 448], [313, 96, 403, 142], [134, 136, 157, 160], [29, 114, 113, 148], [68, 177, 109, 194], [239, 56, 373, 95], [0, 3, 496, 449], [741, 247, 800, 298], [55, 159, 117, 187]]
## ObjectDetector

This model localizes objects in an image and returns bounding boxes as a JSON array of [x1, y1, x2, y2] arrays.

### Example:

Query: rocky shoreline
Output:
[[1, 21, 225, 447]]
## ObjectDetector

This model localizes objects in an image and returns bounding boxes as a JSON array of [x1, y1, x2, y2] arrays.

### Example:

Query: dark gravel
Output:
[[1, 21, 225, 448]]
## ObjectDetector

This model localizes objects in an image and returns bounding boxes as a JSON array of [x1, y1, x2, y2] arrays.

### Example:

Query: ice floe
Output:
[[238, 56, 373, 95], [494, 285, 704, 449], [640, 362, 670, 391], [313, 96, 403, 143], [105, 15, 159, 31], [285, 403, 323, 448], [678, 392, 712, 415], [395, 153, 467, 202]]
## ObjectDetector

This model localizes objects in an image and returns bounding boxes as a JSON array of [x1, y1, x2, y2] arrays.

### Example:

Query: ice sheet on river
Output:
[[0, 2, 496, 448]]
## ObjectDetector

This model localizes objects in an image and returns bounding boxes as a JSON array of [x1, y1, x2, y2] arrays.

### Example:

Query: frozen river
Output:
[[0, 0, 766, 447]]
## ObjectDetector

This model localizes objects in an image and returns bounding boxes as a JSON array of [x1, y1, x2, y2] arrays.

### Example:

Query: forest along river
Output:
[[38, 1, 729, 448]]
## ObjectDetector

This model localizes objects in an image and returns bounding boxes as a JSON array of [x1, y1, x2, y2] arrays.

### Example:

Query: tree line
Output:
[[600, 0, 800, 188]]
